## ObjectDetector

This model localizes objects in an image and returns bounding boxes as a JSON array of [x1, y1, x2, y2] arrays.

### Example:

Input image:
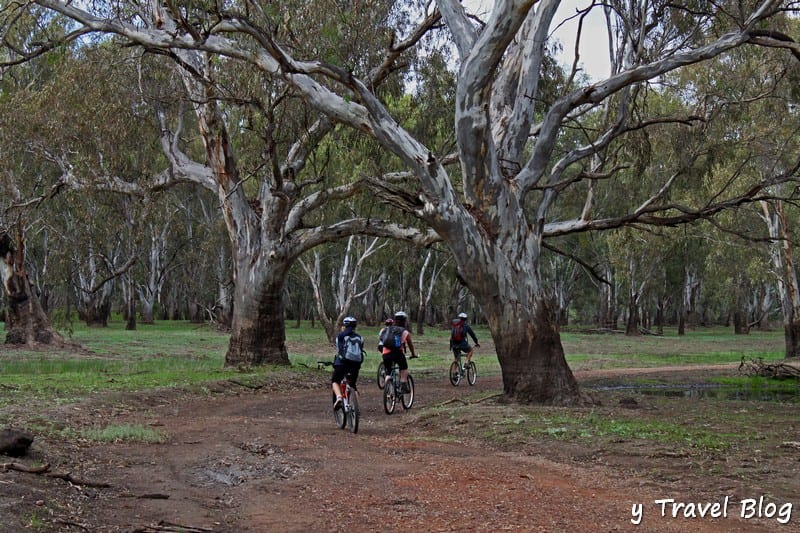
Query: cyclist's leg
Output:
[[465, 343, 474, 365], [348, 361, 361, 390], [331, 366, 345, 407], [397, 352, 410, 392]]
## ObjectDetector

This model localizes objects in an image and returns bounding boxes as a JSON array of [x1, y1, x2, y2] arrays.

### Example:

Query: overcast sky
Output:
[[463, 0, 611, 81]]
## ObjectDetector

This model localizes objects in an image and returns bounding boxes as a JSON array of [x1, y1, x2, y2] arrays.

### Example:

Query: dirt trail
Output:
[[1, 366, 781, 532]]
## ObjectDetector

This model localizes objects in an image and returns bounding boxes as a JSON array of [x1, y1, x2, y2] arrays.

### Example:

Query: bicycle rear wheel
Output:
[[401, 375, 414, 410], [449, 360, 461, 386], [333, 392, 346, 428], [467, 362, 477, 385], [347, 390, 359, 433], [376, 361, 387, 389], [383, 378, 396, 414]]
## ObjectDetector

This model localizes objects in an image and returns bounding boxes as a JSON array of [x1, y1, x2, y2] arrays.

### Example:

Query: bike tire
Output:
[[467, 362, 477, 386], [383, 378, 396, 414], [348, 389, 359, 433], [449, 360, 461, 386], [377, 362, 387, 389], [401, 375, 414, 410], [333, 392, 346, 428]]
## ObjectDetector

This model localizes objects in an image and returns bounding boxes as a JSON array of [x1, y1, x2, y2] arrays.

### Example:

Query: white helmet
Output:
[[343, 316, 357, 326], [457, 312, 468, 319], [394, 311, 408, 319]]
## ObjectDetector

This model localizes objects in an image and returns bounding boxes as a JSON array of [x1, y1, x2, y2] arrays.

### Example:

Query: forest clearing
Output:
[[1, 323, 798, 531]]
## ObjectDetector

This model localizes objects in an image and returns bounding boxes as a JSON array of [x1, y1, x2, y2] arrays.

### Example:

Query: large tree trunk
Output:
[[488, 295, 585, 405], [452, 230, 588, 405], [1, 231, 66, 346], [224, 255, 290, 367]]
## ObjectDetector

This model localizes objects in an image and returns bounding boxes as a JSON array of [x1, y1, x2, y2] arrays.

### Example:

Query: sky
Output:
[[463, 0, 612, 81]]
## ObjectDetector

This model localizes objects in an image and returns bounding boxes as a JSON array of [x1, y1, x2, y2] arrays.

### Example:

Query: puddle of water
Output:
[[590, 383, 800, 402]]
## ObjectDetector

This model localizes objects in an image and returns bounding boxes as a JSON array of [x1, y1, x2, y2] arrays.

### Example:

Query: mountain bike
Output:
[[383, 362, 414, 414], [333, 372, 359, 433], [319, 361, 359, 433], [449, 346, 477, 386]]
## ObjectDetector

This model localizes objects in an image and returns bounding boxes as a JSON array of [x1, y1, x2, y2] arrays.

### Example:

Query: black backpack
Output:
[[382, 325, 404, 351]]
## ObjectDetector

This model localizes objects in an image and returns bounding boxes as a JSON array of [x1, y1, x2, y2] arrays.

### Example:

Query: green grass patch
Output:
[[0, 319, 788, 407], [490, 409, 735, 451], [80, 424, 167, 444]]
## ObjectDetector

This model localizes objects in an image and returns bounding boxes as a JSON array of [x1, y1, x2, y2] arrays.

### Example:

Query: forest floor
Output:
[[2, 360, 800, 532]]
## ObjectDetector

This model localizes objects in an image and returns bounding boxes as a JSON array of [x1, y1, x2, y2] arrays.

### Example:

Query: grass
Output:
[[467, 404, 739, 452], [80, 424, 168, 444], [0, 320, 789, 404]]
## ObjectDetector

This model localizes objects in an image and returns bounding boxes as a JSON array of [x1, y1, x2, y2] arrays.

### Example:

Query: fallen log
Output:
[[739, 357, 800, 379]]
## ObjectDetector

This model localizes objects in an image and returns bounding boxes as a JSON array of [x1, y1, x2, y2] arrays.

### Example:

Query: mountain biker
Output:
[[332, 316, 364, 410], [381, 311, 418, 393], [451, 312, 479, 367]]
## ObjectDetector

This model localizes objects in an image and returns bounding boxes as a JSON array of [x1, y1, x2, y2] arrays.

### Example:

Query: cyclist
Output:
[[332, 316, 364, 410], [450, 312, 480, 367], [381, 311, 418, 393]]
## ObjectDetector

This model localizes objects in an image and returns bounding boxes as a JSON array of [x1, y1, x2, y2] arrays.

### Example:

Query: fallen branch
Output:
[[739, 357, 800, 379], [430, 393, 502, 409], [53, 519, 91, 532], [1, 462, 111, 488], [45, 471, 111, 488], [133, 521, 220, 533], [1, 462, 50, 473]]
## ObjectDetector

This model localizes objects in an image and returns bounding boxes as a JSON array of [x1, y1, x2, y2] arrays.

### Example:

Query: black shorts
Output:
[[331, 360, 361, 389], [452, 342, 471, 356], [382, 350, 408, 372]]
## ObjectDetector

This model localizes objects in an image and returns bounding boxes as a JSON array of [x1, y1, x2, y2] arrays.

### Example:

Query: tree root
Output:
[[1, 462, 111, 487], [739, 357, 800, 379]]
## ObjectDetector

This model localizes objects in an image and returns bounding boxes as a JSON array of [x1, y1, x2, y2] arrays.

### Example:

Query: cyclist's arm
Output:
[[467, 325, 479, 345], [404, 333, 418, 358]]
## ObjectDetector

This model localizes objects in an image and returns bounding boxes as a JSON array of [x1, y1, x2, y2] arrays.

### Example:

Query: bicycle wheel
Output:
[[333, 392, 346, 428], [383, 377, 396, 414], [347, 389, 359, 433], [467, 361, 477, 386], [401, 375, 414, 410], [449, 360, 461, 386], [376, 361, 387, 389]]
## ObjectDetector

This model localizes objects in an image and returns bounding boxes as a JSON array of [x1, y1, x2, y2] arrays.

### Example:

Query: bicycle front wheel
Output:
[[383, 379, 396, 414], [347, 390, 359, 433], [333, 393, 346, 428], [401, 375, 414, 410], [449, 360, 461, 386], [377, 362, 387, 389], [467, 362, 477, 385]]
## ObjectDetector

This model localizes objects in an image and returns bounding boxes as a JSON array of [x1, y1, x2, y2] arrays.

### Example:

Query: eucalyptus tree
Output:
[[2, 2, 440, 365], [5, 1, 800, 403], [300, 236, 387, 342]]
